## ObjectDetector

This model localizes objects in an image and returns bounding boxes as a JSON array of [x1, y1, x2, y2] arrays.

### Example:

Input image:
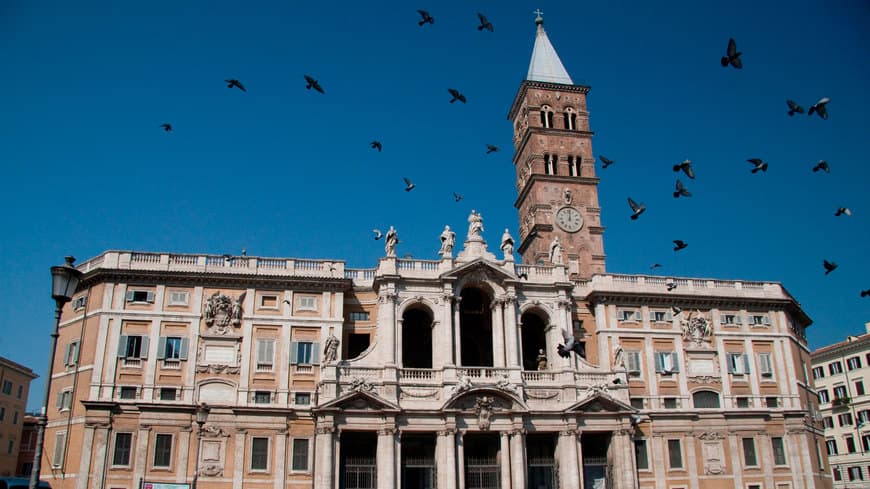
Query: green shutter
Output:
[[742, 354, 751, 373], [654, 353, 663, 373], [146, 291, 155, 303], [156, 337, 166, 360], [118, 335, 129, 358], [125, 291, 135, 302], [140, 336, 149, 359], [290, 342, 298, 364], [311, 342, 320, 364], [179, 338, 189, 361]]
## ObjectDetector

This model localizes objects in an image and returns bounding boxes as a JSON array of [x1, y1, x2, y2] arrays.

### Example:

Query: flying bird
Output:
[[370, 141, 383, 152], [477, 13, 493, 32], [835, 207, 852, 217], [517, 272, 529, 280], [373, 229, 383, 240], [808, 97, 830, 120], [453, 192, 463, 202], [448, 88, 466, 104], [823, 260, 838, 275], [666, 282, 677, 291], [627, 197, 646, 220], [861, 289, 870, 298], [557, 327, 585, 358], [812, 160, 830, 173], [672, 306, 683, 315], [417, 10, 434, 26], [673, 179, 692, 198], [486, 144, 499, 154], [650, 263, 662, 270], [599, 155, 615, 169], [786, 100, 805, 116], [225, 79, 246, 92], [747, 158, 768, 173], [160, 123, 173, 132], [720, 38, 743, 69], [304, 75, 324, 94], [672, 159, 695, 179], [673, 240, 688, 251], [403, 177, 416, 192]]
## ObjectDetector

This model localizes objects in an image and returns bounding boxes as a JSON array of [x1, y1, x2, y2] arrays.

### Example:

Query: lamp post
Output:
[[191, 403, 210, 489], [29, 256, 83, 489]]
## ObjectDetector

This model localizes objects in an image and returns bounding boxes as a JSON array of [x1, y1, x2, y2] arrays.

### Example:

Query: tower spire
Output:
[[527, 11, 573, 85]]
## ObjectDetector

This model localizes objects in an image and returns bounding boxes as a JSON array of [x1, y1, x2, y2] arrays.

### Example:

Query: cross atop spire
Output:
[[526, 11, 573, 84], [533, 9, 544, 24]]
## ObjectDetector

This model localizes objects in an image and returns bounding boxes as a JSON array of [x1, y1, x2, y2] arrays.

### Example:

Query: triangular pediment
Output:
[[442, 258, 516, 282], [565, 391, 635, 414], [442, 386, 528, 412], [316, 389, 399, 412]]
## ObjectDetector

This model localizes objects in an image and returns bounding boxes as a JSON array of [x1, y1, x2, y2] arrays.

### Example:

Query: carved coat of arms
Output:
[[681, 310, 712, 347], [204, 292, 246, 335]]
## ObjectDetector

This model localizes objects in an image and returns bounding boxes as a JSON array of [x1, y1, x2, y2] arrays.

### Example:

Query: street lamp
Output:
[[192, 403, 211, 489], [29, 256, 83, 489]]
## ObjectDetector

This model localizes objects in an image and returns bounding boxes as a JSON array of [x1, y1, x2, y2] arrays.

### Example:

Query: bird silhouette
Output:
[[517, 272, 529, 280], [403, 177, 416, 192], [477, 13, 493, 32], [823, 260, 838, 275], [861, 289, 870, 298], [304, 75, 324, 94], [673, 179, 692, 198], [448, 88, 466, 103], [673, 240, 688, 251], [666, 282, 677, 291], [160, 123, 173, 132], [747, 158, 768, 173], [672, 159, 694, 179], [835, 207, 852, 217], [599, 155, 615, 169], [283, 299, 291, 305], [650, 263, 662, 270], [557, 327, 585, 358], [672, 306, 683, 315], [628, 197, 646, 220], [370, 141, 382, 152], [812, 160, 830, 173], [721, 38, 743, 69], [486, 144, 499, 154], [808, 97, 830, 119], [225, 79, 246, 92], [417, 10, 434, 26], [453, 192, 463, 202], [373, 229, 383, 240], [786, 100, 805, 116]]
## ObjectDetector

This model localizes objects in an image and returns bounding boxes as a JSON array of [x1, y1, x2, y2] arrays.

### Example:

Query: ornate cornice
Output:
[[79, 268, 349, 292], [508, 80, 591, 121]]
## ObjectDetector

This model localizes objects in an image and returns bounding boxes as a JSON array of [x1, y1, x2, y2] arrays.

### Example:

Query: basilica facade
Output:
[[42, 18, 830, 489]]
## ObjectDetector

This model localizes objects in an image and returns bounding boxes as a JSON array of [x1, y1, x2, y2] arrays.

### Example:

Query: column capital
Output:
[[559, 429, 579, 437], [509, 428, 527, 437], [378, 292, 398, 304], [315, 426, 336, 435], [378, 427, 398, 436], [438, 428, 457, 437]]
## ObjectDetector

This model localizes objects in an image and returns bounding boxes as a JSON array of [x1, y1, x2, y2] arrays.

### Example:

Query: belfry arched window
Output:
[[563, 107, 577, 130], [540, 105, 554, 128]]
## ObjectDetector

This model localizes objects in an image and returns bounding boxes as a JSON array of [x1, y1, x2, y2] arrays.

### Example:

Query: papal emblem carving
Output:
[[475, 396, 495, 431], [204, 292, 246, 334], [681, 310, 712, 347]]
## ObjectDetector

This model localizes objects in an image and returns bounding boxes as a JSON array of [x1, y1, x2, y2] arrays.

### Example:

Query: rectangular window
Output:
[[118, 335, 149, 360], [259, 294, 278, 308], [849, 466, 863, 481], [153, 434, 173, 468], [251, 437, 269, 471], [7, 439, 14, 455], [0, 407, 4, 420], [634, 439, 649, 470], [64, 341, 80, 366], [720, 314, 742, 326], [827, 439, 838, 455], [834, 385, 848, 399], [254, 391, 271, 404], [848, 356, 862, 370], [859, 410, 870, 424], [17, 385, 22, 399], [168, 290, 189, 306], [112, 433, 133, 466], [630, 398, 644, 409], [651, 310, 672, 323], [727, 353, 750, 375], [126, 290, 155, 303], [857, 380, 866, 396], [830, 361, 843, 375], [742, 438, 758, 466], [291, 341, 317, 365], [119, 386, 137, 400], [296, 296, 317, 311], [626, 351, 642, 376], [765, 397, 779, 408], [812, 366, 825, 379], [749, 314, 770, 326], [72, 295, 88, 310], [256, 339, 276, 371], [862, 434, 870, 452], [654, 352, 679, 373], [667, 439, 683, 469], [771, 437, 787, 466], [57, 390, 73, 410], [159, 388, 177, 401], [846, 435, 856, 453], [294, 392, 311, 405], [823, 417, 834, 429], [757, 353, 773, 377], [52, 431, 66, 468], [818, 389, 829, 403], [349, 311, 370, 321], [839, 413, 853, 426], [158, 336, 187, 361], [291, 439, 309, 471], [2, 381, 12, 395], [833, 466, 842, 481], [663, 397, 678, 409], [619, 310, 641, 322], [736, 397, 750, 408]]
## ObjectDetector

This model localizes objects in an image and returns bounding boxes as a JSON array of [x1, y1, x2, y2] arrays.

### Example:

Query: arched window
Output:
[[693, 390, 721, 409], [563, 107, 577, 130], [540, 105, 554, 128], [544, 154, 558, 175], [521, 311, 548, 371], [459, 287, 493, 367], [402, 307, 433, 368]]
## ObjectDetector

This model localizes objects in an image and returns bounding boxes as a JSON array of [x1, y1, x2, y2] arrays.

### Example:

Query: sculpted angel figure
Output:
[[467, 210, 484, 239], [384, 226, 398, 257], [439, 225, 456, 257], [230, 292, 246, 326]]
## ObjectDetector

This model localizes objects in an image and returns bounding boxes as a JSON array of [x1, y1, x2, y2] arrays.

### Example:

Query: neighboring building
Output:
[[16, 414, 38, 476], [0, 357, 36, 477], [811, 323, 870, 488], [40, 16, 831, 489]]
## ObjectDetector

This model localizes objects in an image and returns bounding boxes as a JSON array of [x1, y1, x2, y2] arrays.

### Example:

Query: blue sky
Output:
[[1, 1, 868, 410]]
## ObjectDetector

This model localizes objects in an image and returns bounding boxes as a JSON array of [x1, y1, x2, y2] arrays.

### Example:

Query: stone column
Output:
[[440, 291, 455, 368], [377, 428, 397, 489], [273, 428, 288, 489], [132, 425, 151, 486], [453, 298, 463, 366], [233, 429, 247, 489], [76, 423, 97, 489], [457, 431, 466, 489], [176, 427, 192, 483], [509, 430, 526, 489], [727, 434, 744, 489], [575, 430, 585, 489], [559, 430, 580, 489], [314, 426, 335, 489], [683, 433, 698, 489], [437, 429, 458, 489], [504, 293, 519, 368], [492, 299, 506, 368], [378, 290, 398, 365], [500, 432, 511, 489]]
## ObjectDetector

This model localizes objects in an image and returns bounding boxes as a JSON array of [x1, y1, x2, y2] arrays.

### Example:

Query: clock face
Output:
[[556, 207, 583, 233]]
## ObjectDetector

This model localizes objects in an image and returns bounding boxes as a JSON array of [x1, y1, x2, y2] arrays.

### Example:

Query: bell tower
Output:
[[507, 12, 606, 278]]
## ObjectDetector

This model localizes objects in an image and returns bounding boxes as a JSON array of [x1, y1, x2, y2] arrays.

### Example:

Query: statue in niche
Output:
[[204, 291, 246, 334], [537, 349, 548, 370], [613, 343, 625, 370], [323, 333, 340, 364], [681, 310, 712, 347], [384, 226, 398, 257], [500, 228, 515, 257], [549, 236, 564, 265], [564, 188, 573, 205], [475, 396, 495, 431], [467, 210, 484, 240], [439, 225, 456, 257]]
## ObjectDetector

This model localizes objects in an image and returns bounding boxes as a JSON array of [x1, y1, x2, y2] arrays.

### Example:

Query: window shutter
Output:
[[735, 315, 743, 325], [71, 342, 79, 364], [627, 352, 641, 373], [126, 291, 135, 302], [118, 335, 129, 358], [55, 392, 62, 409], [139, 336, 149, 359], [727, 354, 735, 373], [759, 353, 772, 375], [719, 315, 726, 324], [665, 312, 673, 321], [290, 342, 299, 364], [146, 291, 155, 303], [669, 353, 679, 372], [634, 311, 642, 321], [157, 337, 167, 360], [654, 353, 664, 373], [64, 344, 73, 365], [179, 338, 189, 360], [311, 342, 320, 364], [742, 354, 751, 374], [257, 340, 266, 363], [763, 315, 771, 325]]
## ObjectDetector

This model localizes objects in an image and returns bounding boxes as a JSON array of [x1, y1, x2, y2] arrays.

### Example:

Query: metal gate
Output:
[[342, 456, 377, 489], [527, 455, 556, 489], [402, 457, 436, 489], [582, 456, 611, 489], [466, 457, 500, 489]]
